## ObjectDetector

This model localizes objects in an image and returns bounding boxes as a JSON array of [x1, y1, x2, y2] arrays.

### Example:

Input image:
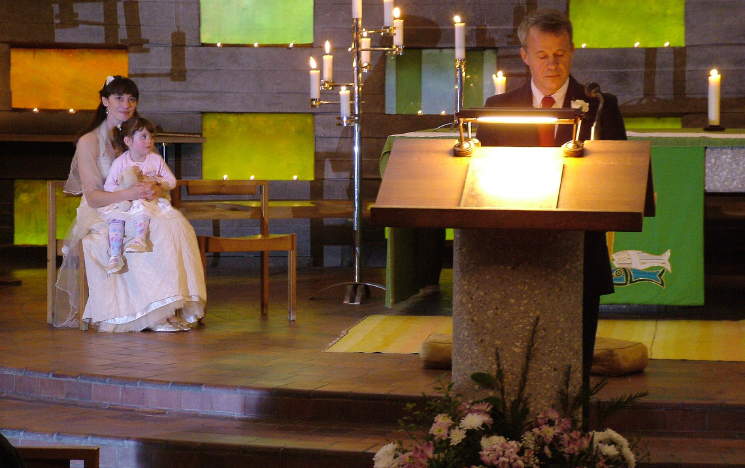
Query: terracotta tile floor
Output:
[[1, 264, 745, 467]]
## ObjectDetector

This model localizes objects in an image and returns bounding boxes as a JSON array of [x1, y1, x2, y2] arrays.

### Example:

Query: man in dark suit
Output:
[[477, 8, 627, 400]]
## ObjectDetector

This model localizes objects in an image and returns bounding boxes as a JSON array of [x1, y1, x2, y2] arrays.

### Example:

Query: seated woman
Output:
[[54, 75, 206, 332]]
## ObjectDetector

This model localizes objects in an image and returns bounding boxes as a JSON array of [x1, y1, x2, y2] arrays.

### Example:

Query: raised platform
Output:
[[1, 266, 745, 467]]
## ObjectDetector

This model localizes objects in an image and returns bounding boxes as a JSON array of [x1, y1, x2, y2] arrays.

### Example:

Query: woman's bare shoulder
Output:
[[77, 130, 99, 148]]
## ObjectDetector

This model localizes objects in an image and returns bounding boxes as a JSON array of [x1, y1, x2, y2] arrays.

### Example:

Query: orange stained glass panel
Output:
[[10, 48, 128, 110]]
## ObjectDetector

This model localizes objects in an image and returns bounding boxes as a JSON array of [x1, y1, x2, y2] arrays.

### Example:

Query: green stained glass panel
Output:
[[202, 113, 315, 181], [201, 0, 313, 45], [625, 117, 682, 129], [386, 49, 497, 115], [14, 180, 78, 245], [571, 0, 685, 48]]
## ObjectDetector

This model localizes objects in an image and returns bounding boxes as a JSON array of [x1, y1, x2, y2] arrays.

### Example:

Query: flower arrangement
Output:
[[374, 318, 647, 468]]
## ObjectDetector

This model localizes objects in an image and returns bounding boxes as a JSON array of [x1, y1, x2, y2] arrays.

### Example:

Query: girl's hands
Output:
[[127, 182, 157, 201]]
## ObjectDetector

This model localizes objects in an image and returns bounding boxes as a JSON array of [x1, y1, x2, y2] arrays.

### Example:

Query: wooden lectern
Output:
[[371, 138, 654, 413]]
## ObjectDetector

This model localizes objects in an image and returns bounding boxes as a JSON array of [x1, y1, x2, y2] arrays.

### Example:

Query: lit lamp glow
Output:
[[492, 71, 506, 95], [453, 107, 585, 157], [393, 8, 403, 47], [323, 41, 333, 82], [309, 57, 320, 100], [454, 16, 465, 60], [708, 69, 721, 128]]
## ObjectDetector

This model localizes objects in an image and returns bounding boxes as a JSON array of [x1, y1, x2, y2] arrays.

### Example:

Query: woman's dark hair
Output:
[[76, 75, 140, 142], [112, 116, 157, 154]]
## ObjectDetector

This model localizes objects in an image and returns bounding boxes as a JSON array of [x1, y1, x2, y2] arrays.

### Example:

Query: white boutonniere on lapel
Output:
[[571, 99, 589, 113]]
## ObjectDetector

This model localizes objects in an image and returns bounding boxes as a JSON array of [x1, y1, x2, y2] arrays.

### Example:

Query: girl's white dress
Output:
[[54, 123, 206, 332]]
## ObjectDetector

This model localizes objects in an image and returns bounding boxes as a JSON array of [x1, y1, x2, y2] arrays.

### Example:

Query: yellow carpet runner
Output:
[[326, 315, 745, 361]]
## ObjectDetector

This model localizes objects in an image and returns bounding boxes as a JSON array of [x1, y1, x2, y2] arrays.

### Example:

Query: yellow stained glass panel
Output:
[[11, 48, 128, 110]]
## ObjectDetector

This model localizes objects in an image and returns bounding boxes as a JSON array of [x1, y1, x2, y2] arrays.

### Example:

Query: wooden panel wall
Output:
[[1, 0, 744, 262]]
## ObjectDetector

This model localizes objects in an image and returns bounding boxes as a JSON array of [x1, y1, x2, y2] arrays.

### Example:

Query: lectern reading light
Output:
[[453, 107, 586, 158]]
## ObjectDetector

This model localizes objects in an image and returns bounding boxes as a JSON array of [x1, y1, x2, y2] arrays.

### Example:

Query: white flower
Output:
[[373, 443, 397, 468], [450, 427, 467, 445], [105, 75, 115, 86], [481, 435, 506, 450], [460, 413, 490, 430], [571, 99, 589, 112], [593, 429, 636, 468], [599, 444, 620, 457]]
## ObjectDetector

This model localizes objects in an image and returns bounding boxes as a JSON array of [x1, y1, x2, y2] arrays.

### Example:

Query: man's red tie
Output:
[[538, 95, 556, 147]]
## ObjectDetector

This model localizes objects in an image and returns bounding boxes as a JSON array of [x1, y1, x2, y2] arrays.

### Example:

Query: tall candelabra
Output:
[[308, 2, 404, 304]]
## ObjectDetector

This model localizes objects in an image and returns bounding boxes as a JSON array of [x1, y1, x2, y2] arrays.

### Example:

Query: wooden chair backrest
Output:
[[172, 180, 270, 235]]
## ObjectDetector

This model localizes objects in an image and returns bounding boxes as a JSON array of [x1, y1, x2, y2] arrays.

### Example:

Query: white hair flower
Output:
[[105, 76, 115, 86]]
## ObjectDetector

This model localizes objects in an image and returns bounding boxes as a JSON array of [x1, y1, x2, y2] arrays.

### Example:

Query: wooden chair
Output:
[[17, 445, 99, 468], [172, 180, 297, 321], [47, 181, 89, 330]]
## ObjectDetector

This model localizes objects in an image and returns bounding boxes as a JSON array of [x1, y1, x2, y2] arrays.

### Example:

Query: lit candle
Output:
[[454, 16, 465, 60], [492, 71, 506, 95], [339, 86, 351, 118], [322, 41, 333, 82], [708, 69, 721, 126], [309, 57, 320, 100], [383, 0, 393, 26], [352, 0, 362, 19], [393, 8, 403, 47], [360, 34, 371, 65], [223, 174, 228, 180]]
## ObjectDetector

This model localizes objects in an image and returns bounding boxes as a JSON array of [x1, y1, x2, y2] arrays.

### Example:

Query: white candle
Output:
[[352, 0, 362, 19], [708, 69, 721, 126], [383, 0, 393, 26], [454, 16, 465, 60], [322, 41, 333, 82], [492, 71, 506, 95], [393, 16, 404, 47], [339, 86, 351, 118], [309, 57, 320, 100], [360, 36, 371, 65]]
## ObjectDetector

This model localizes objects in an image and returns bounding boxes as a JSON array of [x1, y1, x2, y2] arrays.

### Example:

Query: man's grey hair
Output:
[[517, 9, 573, 49]]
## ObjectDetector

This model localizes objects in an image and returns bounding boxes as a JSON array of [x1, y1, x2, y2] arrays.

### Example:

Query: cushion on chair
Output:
[[420, 333, 453, 369], [591, 337, 649, 376]]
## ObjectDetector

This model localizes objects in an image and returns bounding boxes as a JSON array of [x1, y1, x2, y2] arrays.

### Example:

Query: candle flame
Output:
[[393, 7, 400, 18], [454, 15, 461, 23], [341, 86, 347, 91], [310, 57, 317, 68], [497, 70, 503, 79], [711, 69, 719, 77], [325, 40, 331, 54], [634, 41, 640, 47], [363, 30, 368, 38], [223, 175, 228, 180]]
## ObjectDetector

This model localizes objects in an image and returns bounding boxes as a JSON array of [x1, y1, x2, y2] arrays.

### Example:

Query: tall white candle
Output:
[[393, 15, 404, 47], [492, 71, 506, 95], [322, 41, 333, 82], [360, 36, 371, 65], [708, 69, 721, 126], [339, 86, 351, 118], [383, 0, 394, 26], [352, 0, 362, 19], [454, 16, 465, 60], [309, 57, 320, 100]]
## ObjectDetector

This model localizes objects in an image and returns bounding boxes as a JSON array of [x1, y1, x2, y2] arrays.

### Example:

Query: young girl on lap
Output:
[[100, 117, 177, 274]]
